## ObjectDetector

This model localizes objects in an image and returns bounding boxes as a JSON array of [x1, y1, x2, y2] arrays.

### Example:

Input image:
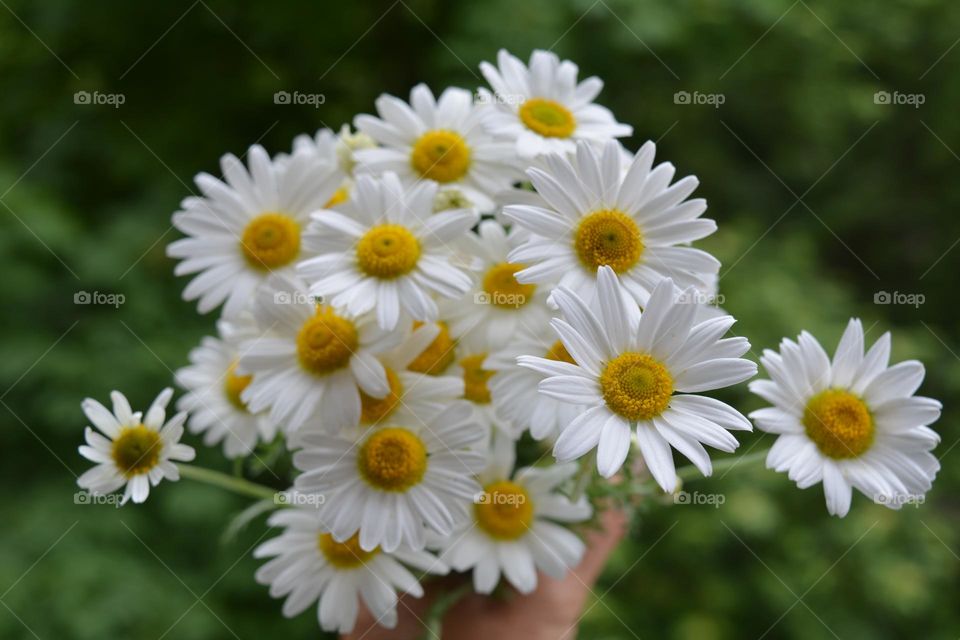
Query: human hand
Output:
[[343, 508, 628, 640]]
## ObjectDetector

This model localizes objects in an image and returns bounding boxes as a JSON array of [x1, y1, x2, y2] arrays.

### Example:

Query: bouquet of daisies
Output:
[[75, 49, 943, 635]]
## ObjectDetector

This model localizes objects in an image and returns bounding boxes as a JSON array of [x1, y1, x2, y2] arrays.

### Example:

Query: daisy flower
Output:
[[750, 319, 942, 517], [293, 401, 486, 552], [175, 319, 279, 458], [405, 321, 458, 376], [254, 506, 448, 634], [238, 274, 398, 436], [478, 49, 632, 157], [167, 144, 340, 318], [438, 435, 590, 594], [354, 84, 519, 212], [503, 140, 718, 307], [519, 268, 756, 490], [78, 388, 195, 504], [443, 331, 509, 438], [486, 324, 586, 441], [290, 124, 377, 207], [440, 220, 551, 351], [297, 172, 477, 331]]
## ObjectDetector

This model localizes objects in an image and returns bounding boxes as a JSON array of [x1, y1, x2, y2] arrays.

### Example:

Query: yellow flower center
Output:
[[296, 307, 358, 375], [600, 353, 673, 421], [802, 389, 875, 459], [481, 263, 536, 308], [410, 129, 471, 183], [360, 367, 403, 424], [317, 532, 379, 569], [574, 209, 643, 274], [111, 425, 163, 477], [474, 481, 534, 540], [224, 361, 252, 410], [407, 321, 456, 375], [460, 353, 493, 404], [518, 98, 576, 138], [545, 340, 577, 365], [357, 427, 428, 492], [324, 186, 349, 208], [240, 213, 301, 270], [356, 224, 421, 279]]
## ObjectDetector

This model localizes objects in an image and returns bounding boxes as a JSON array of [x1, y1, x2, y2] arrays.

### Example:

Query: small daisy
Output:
[[486, 324, 586, 441], [444, 331, 509, 438], [440, 220, 551, 351], [175, 319, 279, 458], [238, 274, 398, 436], [438, 435, 590, 594], [519, 268, 756, 490], [290, 124, 378, 206], [297, 172, 478, 330], [503, 139, 719, 307], [167, 145, 340, 317], [405, 321, 459, 376], [354, 84, 519, 212], [78, 388, 195, 504], [293, 401, 486, 552], [750, 319, 942, 517], [254, 507, 448, 634], [478, 49, 632, 157]]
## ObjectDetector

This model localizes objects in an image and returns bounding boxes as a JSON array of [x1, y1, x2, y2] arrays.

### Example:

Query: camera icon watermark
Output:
[[874, 493, 925, 507], [74, 290, 125, 308], [674, 90, 725, 108], [274, 490, 326, 507], [74, 90, 126, 109], [274, 91, 326, 108], [674, 290, 726, 306], [673, 490, 725, 508], [74, 491, 122, 508], [874, 290, 924, 308], [474, 490, 527, 506], [873, 90, 924, 108], [474, 91, 525, 106], [473, 291, 527, 308]]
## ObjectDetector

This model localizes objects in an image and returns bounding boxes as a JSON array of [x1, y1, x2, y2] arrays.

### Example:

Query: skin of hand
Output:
[[343, 508, 628, 640]]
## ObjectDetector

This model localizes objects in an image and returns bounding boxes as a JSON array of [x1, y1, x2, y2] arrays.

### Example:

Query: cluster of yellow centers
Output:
[[356, 224, 421, 279], [518, 98, 576, 138], [460, 354, 494, 404], [241, 213, 301, 269], [600, 353, 673, 421], [545, 340, 576, 365], [317, 532, 379, 569], [407, 322, 456, 375], [410, 130, 471, 183], [360, 367, 403, 424], [474, 480, 534, 540], [481, 263, 536, 308], [357, 427, 428, 492], [574, 209, 644, 274], [296, 306, 358, 375], [802, 389, 875, 459], [111, 425, 163, 477], [224, 361, 252, 410]]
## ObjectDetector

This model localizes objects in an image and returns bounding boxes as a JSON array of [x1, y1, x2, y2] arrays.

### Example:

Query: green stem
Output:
[[569, 451, 596, 501], [420, 582, 472, 639], [178, 464, 278, 501], [676, 448, 770, 482]]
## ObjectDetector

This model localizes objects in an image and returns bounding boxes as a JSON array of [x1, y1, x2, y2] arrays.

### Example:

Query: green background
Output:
[[1, 1, 958, 638]]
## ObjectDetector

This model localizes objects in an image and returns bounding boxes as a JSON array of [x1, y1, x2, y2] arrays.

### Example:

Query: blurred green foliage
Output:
[[1, 0, 958, 638]]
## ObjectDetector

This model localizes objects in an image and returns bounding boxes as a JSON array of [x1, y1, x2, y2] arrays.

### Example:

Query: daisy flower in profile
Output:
[[78, 388, 195, 504], [440, 220, 550, 350], [254, 507, 447, 634], [175, 319, 278, 458], [519, 268, 756, 490], [297, 172, 477, 331], [438, 436, 590, 594], [750, 319, 942, 517], [353, 84, 518, 212], [478, 49, 631, 157], [504, 140, 718, 307], [167, 145, 340, 318], [486, 324, 586, 441], [293, 401, 486, 552], [238, 275, 397, 436]]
